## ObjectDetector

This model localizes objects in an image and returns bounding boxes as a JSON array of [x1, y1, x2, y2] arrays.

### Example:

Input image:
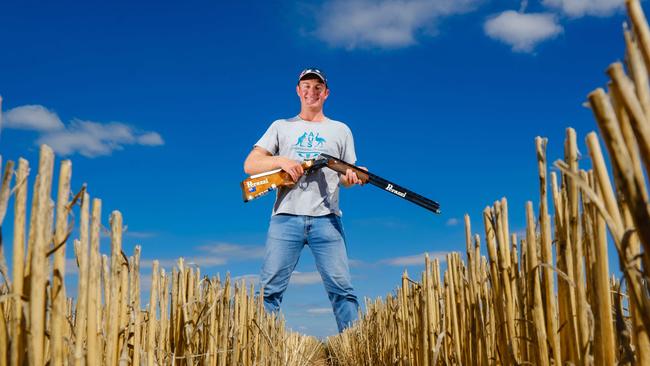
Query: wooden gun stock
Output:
[[241, 160, 321, 202]]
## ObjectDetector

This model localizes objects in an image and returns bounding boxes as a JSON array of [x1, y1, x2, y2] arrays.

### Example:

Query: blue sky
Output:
[[0, 0, 628, 337]]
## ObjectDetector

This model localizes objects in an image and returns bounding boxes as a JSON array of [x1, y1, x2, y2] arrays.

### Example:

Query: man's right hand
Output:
[[279, 157, 304, 182]]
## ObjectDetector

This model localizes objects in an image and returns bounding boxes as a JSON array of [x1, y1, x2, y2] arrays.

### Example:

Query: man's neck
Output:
[[299, 109, 326, 122]]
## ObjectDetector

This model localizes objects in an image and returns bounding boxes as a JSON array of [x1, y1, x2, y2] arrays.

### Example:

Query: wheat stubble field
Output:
[[2, 1, 650, 365]]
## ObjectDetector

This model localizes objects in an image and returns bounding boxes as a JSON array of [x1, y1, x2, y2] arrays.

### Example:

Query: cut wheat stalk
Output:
[[10, 158, 28, 366], [28, 145, 54, 366], [51, 159, 71, 365]]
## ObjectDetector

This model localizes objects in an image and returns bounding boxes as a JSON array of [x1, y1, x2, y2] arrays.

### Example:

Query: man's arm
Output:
[[243, 146, 304, 182]]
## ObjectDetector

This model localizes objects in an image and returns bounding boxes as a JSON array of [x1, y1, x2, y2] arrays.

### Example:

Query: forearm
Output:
[[244, 154, 287, 175]]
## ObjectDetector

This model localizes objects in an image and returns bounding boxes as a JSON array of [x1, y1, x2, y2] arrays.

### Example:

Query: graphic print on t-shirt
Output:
[[293, 131, 327, 159]]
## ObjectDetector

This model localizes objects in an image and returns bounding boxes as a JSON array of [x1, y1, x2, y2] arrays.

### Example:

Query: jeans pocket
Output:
[[270, 213, 292, 225], [328, 214, 345, 240]]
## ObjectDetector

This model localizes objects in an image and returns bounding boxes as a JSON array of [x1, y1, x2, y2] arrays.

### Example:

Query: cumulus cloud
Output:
[[233, 274, 260, 286], [445, 218, 459, 226], [196, 242, 266, 260], [307, 307, 332, 315], [348, 258, 366, 268], [37, 119, 164, 157], [137, 132, 165, 146], [2, 104, 164, 157], [315, 0, 480, 49], [65, 258, 80, 276], [484, 11, 563, 52], [290, 271, 322, 285], [139, 243, 265, 272], [352, 217, 409, 229], [124, 230, 158, 239], [4, 105, 65, 131], [141, 256, 227, 270], [380, 252, 448, 266], [140, 275, 153, 296], [543, 0, 624, 17]]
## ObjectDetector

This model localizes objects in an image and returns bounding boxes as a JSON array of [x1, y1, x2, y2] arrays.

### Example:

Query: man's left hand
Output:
[[342, 167, 367, 187]]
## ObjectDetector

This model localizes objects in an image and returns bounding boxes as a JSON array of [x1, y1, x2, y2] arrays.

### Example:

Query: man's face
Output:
[[296, 78, 329, 109]]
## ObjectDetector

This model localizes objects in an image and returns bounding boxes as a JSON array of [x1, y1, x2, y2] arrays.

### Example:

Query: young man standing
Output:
[[243, 68, 364, 332]]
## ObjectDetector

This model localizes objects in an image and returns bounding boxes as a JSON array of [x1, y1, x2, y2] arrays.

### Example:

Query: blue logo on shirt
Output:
[[294, 131, 326, 159]]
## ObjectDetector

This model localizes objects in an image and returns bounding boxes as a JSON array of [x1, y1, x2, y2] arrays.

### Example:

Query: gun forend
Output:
[[319, 153, 441, 214]]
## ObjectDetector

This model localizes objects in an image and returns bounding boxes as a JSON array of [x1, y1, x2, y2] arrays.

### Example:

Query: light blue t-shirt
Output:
[[254, 116, 357, 217]]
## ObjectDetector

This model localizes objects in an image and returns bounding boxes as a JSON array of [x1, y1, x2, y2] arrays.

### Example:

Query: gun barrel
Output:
[[320, 153, 441, 214]]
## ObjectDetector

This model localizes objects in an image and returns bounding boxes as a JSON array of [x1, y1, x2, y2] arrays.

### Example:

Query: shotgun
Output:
[[240, 154, 441, 214]]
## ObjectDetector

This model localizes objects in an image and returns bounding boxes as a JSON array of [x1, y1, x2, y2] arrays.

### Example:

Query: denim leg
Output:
[[308, 214, 359, 332], [259, 214, 305, 314]]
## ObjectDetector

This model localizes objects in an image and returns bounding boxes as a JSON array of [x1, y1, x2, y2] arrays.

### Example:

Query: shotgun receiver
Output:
[[240, 154, 441, 214]]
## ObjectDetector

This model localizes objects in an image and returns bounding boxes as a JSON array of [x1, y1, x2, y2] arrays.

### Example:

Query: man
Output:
[[243, 68, 364, 332]]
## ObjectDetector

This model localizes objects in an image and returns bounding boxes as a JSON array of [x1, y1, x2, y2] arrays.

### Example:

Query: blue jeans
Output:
[[259, 213, 359, 332]]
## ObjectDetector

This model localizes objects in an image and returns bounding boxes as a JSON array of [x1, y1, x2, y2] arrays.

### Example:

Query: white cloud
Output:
[[484, 11, 563, 52], [180, 257, 228, 267], [380, 251, 448, 266], [2, 104, 164, 157], [233, 274, 260, 286], [348, 258, 366, 268], [140, 275, 153, 296], [4, 105, 64, 131], [37, 119, 164, 157], [543, 0, 624, 17], [138, 243, 264, 272], [352, 217, 409, 229], [445, 218, 459, 226], [197, 242, 265, 260], [315, 0, 481, 49], [307, 307, 332, 315], [290, 271, 322, 285], [137, 132, 165, 146], [141, 256, 227, 270], [124, 230, 158, 239], [65, 258, 80, 276], [511, 228, 526, 242]]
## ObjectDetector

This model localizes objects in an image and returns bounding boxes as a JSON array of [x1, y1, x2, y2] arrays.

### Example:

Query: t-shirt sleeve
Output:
[[340, 126, 357, 164], [254, 121, 279, 155]]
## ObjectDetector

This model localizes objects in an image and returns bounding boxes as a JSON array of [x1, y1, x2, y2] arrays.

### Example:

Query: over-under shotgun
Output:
[[241, 154, 441, 214]]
